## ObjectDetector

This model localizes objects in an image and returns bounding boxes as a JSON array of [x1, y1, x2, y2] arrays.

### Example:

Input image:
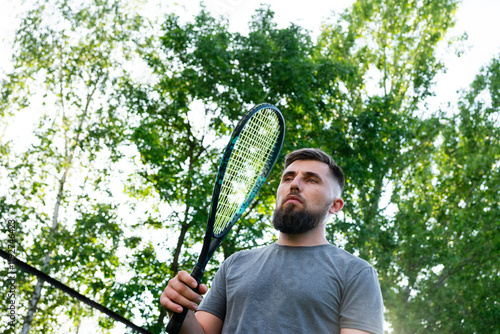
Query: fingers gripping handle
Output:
[[165, 266, 205, 334]]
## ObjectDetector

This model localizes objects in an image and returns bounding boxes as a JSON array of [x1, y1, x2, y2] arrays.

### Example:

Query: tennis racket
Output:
[[165, 103, 285, 334]]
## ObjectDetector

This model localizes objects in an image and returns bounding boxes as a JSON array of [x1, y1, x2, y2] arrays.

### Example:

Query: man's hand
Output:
[[161, 271, 209, 315]]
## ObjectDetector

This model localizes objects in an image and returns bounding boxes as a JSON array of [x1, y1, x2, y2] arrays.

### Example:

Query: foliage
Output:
[[0, 0, 144, 332], [1, 0, 498, 333], [119, 6, 328, 329], [386, 56, 500, 333]]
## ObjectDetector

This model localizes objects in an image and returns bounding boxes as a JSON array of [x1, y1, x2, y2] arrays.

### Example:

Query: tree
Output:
[[121, 1, 464, 331], [118, 6, 327, 329], [0, 0, 144, 332], [316, 0, 460, 256], [2, 0, 496, 332], [386, 56, 500, 333]]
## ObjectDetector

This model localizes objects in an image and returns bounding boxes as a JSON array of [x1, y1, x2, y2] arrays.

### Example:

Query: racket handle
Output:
[[166, 308, 188, 334], [165, 266, 205, 334]]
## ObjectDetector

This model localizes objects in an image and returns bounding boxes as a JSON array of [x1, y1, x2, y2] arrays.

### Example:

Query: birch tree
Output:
[[0, 0, 143, 332]]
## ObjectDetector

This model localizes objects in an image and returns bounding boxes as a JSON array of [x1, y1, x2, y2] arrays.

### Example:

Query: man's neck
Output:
[[276, 225, 329, 247]]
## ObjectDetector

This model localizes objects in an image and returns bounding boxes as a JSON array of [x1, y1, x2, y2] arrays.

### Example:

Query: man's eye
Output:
[[308, 179, 318, 183]]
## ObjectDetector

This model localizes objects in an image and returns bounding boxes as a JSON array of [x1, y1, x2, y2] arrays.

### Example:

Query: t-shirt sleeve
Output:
[[197, 258, 230, 321], [340, 266, 384, 334]]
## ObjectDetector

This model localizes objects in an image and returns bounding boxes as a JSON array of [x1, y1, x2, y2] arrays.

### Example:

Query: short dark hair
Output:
[[284, 148, 345, 194]]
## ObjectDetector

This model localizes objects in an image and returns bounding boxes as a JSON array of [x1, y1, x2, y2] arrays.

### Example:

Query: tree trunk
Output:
[[20, 87, 94, 333], [20, 174, 68, 333], [20, 270, 45, 334]]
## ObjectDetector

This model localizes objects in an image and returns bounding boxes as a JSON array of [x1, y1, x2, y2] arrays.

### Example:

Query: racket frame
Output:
[[166, 103, 285, 333]]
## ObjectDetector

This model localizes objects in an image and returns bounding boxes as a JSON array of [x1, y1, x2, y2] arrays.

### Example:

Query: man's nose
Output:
[[289, 177, 301, 192]]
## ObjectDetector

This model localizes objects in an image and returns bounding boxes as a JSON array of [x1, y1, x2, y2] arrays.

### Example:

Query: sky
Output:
[[190, 0, 500, 113], [2, 0, 500, 141], [1, 0, 500, 332]]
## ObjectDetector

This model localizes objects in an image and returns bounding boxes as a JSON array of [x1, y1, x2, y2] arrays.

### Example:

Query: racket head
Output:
[[208, 103, 285, 238]]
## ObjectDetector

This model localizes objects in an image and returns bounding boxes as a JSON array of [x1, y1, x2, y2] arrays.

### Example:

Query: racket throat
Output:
[[191, 265, 205, 285]]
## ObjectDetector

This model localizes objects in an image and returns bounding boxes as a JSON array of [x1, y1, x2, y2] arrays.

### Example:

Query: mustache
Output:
[[282, 192, 305, 205]]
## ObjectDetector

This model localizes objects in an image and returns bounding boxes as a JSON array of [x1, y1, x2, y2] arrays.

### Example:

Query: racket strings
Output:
[[213, 108, 281, 235]]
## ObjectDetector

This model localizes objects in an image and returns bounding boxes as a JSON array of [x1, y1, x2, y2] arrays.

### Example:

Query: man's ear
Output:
[[329, 198, 344, 214]]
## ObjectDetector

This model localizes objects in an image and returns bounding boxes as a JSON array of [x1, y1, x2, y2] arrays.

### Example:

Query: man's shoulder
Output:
[[312, 244, 377, 280], [227, 243, 275, 261], [326, 244, 372, 266], [219, 244, 275, 274]]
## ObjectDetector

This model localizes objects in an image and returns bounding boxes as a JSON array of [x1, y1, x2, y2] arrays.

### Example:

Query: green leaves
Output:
[[386, 56, 500, 332], [0, 0, 146, 332], [2, 0, 498, 332]]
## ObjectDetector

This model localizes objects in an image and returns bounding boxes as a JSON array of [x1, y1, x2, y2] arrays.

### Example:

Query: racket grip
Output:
[[166, 308, 188, 334], [165, 266, 205, 334]]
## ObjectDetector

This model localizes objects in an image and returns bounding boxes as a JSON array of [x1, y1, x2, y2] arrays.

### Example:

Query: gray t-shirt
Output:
[[198, 243, 384, 334]]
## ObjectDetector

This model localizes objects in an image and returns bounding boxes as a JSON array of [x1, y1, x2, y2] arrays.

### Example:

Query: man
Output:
[[161, 148, 384, 334]]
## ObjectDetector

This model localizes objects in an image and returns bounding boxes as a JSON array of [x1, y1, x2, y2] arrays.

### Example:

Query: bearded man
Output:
[[161, 148, 384, 334]]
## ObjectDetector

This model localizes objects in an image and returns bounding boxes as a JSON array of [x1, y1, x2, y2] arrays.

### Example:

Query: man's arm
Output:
[[160, 271, 223, 334], [195, 311, 224, 334], [165, 310, 222, 334], [340, 267, 384, 334]]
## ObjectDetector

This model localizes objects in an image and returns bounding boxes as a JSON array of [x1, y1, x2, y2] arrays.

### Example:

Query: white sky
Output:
[[2, 0, 500, 128], [194, 0, 500, 112], [1, 0, 499, 332]]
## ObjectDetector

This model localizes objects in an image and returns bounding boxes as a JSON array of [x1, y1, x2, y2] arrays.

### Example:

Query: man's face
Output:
[[272, 159, 343, 234]]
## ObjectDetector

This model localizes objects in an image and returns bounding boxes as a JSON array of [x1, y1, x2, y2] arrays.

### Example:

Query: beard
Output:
[[272, 203, 328, 235]]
